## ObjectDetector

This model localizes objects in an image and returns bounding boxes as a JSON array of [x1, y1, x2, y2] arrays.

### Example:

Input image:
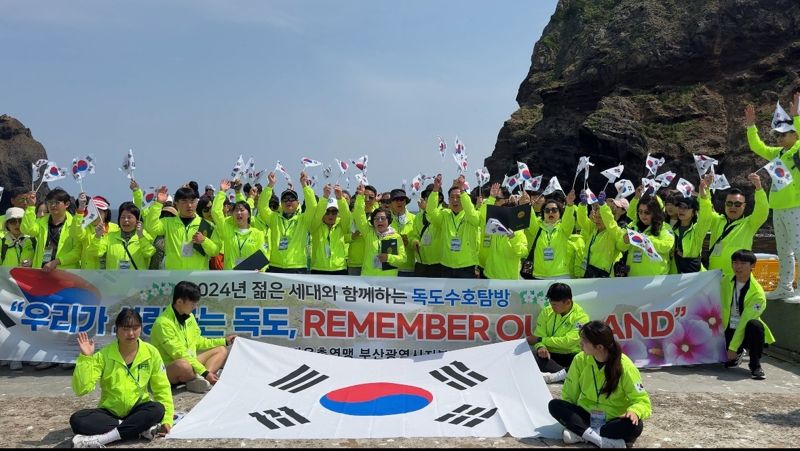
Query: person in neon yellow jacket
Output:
[[347, 184, 379, 275], [521, 190, 577, 280], [576, 198, 622, 278], [144, 186, 219, 270], [309, 184, 351, 274], [20, 188, 82, 271], [212, 179, 269, 270], [150, 281, 237, 393], [476, 184, 498, 273], [408, 186, 444, 277], [720, 250, 775, 380], [257, 171, 317, 273], [86, 202, 155, 271], [707, 173, 768, 277], [482, 184, 527, 280], [69, 308, 173, 448], [745, 99, 800, 301], [670, 175, 713, 274], [0, 207, 35, 268], [386, 188, 416, 276], [620, 195, 674, 277], [426, 174, 482, 279], [549, 320, 651, 448], [72, 194, 119, 270], [352, 184, 406, 276], [527, 283, 590, 384]]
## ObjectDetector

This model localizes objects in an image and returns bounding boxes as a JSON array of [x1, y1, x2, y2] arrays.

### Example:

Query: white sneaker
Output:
[[72, 434, 105, 448], [9, 361, 23, 371], [562, 428, 585, 444], [186, 375, 212, 393], [140, 424, 160, 441], [542, 369, 566, 384], [600, 437, 627, 448], [766, 289, 793, 300], [783, 295, 800, 304]]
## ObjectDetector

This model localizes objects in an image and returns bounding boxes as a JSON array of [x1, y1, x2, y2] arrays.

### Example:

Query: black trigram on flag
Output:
[[249, 407, 310, 430], [429, 360, 487, 390], [435, 404, 498, 427], [269, 364, 329, 393]]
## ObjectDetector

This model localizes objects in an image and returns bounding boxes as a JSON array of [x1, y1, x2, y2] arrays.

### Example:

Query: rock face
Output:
[[486, 0, 800, 198], [0, 115, 49, 212]]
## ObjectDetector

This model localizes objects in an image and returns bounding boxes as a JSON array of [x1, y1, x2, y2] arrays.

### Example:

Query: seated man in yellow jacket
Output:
[[721, 249, 775, 380], [150, 281, 237, 393], [527, 282, 590, 384]]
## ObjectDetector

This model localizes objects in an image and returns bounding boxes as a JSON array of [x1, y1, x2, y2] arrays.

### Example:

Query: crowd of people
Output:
[[0, 99, 796, 448]]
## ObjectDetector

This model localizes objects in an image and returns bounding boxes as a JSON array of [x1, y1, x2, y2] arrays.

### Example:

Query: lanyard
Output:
[[278, 215, 298, 237], [591, 365, 603, 402], [234, 233, 251, 255], [675, 223, 694, 253], [450, 211, 465, 236], [551, 312, 570, 336], [585, 230, 600, 264]]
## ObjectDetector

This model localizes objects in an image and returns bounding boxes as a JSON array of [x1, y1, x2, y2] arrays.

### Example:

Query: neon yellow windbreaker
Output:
[[576, 204, 622, 276], [71, 216, 121, 270], [525, 205, 576, 278], [150, 306, 227, 376], [309, 197, 351, 272], [562, 352, 651, 420], [669, 196, 712, 274], [211, 192, 269, 270], [426, 191, 481, 269], [620, 224, 673, 277], [746, 121, 800, 210], [257, 186, 317, 270], [477, 197, 497, 268], [353, 195, 406, 276], [409, 208, 443, 266], [72, 339, 174, 426], [532, 302, 590, 354], [390, 210, 416, 272], [20, 207, 81, 269], [483, 230, 527, 279], [347, 201, 379, 268], [0, 233, 35, 267], [720, 274, 775, 351], [86, 227, 155, 271], [708, 189, 768, 276], [144, 203, 219, 270]]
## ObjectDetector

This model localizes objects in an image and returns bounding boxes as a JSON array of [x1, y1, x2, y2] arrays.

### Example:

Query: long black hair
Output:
[[580, 320, 623, 397], [636, 195, 664, 236]]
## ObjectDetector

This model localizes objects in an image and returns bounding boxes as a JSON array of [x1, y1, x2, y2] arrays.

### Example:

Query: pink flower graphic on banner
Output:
[[619, 338, 647, 362], [663, 320, 718, 365], [685, 295, 724, 336], [620, 331, 666, 368]]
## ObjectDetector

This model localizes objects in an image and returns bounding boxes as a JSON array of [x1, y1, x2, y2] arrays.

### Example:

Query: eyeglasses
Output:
[[543, 207, 559, 214], [637, 210, 651, 216], [46, 200, 63, 207], [373, 216, 388, 222], [725, 201, 744, 208]]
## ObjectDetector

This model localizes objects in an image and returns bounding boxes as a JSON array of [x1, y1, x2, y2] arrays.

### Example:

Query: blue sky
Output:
[[2, 0, 558, 207]]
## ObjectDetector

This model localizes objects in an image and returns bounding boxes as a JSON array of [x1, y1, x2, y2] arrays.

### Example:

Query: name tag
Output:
[[279, 237, 289, 250], [42, 248, 54, 263], [119, 260, 131, 270], [422, 233, 432, 246], [543, 247, 554, 261], [632, 250, 643, 263], [450, 238, 461, 252], [590, 410, 606, 431], [711, 243, 722, 257], [482, 236, 491, 248], [181, 243, 194, 257], [324, 244, 331, 258]]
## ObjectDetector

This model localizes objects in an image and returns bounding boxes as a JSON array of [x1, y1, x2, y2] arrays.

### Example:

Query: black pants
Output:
[[310, 269, 348, 275], [725, 320, 765, 368], [548, 399, 643, 443], [534, 352, 576, 373], [267, 266, 308, 274], [414, 263, 443, 278], [442, 266, 477, 279], [70, 401, 164, 440]]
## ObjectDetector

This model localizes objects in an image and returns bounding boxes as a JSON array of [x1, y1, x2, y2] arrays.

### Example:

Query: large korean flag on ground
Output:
[[169, 338, 560, 440]]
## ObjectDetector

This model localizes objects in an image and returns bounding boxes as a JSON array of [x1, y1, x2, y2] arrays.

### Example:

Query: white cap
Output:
[[5, 207, 24, 220], [205, 184, 215, 191], [326, 196, 338, 211], [166, 195, 174, 203]]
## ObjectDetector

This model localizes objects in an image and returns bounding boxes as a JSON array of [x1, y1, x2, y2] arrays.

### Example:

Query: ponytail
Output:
[[580, 320, 624, 397]]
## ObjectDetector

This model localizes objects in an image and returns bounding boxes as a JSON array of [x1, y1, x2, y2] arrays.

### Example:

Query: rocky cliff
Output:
[[486, 0, 800, 198], [0, 115, 50, 212]]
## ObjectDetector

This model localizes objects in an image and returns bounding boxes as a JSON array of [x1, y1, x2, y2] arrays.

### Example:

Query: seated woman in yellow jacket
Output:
[[620, 195, 674, 277], [521, 190, 576, 280], [212, 179, 269, 270], [352, 184, 406, 276], [548, 320, 651, 448], [70, 308, 173, 448], [85, 202, 155, 271]]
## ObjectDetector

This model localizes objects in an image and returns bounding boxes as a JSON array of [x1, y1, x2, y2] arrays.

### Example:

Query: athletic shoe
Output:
[[562, 428, 584, 444], [542, 369, 567, 384], [600, 437, 627, 448], [72, 434, 105, 448], [724, 352, 743, 368], [766, 289, 793, 300], [186, 375, 212, 393], [783, 295, 800, 304], [9, 361, 23, 371], [33, 362, 55, 371], [140, 425, 160, 441], [751, 367, 766, 380]]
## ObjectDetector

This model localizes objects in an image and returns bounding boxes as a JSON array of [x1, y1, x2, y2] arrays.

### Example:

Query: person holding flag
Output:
[[619, 195, 674, 277], [309, 184, 351, 275], [351, 183, 406, 276], [72, 194, 116, 270], [521, 189, 577, 280], [481, 183, 527, 280], [670, 174, 713, 274], [86, 202, 155, 271], [575, 193, 623, 278], [257, 171, 317, 273], [408, 185, 444, 278], [347, 184, 379, 276], [745, 97, 800, 301], [211, 179, 269, 270], [385, 188, 416, 276], [21, 188, 82, 271]]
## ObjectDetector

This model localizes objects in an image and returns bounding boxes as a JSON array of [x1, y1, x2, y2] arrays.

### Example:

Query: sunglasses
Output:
[[725, 201, 744, 208], [282, 197, 298, 203], [543, 207, 559, 214]]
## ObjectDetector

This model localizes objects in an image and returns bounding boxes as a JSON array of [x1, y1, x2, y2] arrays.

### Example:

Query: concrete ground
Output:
[[1, 354, 798, 448]]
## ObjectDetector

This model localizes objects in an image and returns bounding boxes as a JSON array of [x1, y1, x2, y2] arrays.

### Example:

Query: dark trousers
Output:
[[414, 263, 443, 278], [70, 401, 164, 440], [267, 266, 308, 274], [725, 320, 765, 368], [442, 266, 477, 279], [534, 352, 576, 373], [548, 399, 643, 443], [310, 269, 348, 275]]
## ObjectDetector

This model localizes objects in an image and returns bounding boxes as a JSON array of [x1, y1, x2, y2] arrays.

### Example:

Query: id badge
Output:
[[119, 260, 131, 270], [590, 410, 606, 431], [422, 232, 432, 246], [711, 243, 722, 257], [324, 244, 332, 258], [482, 235, 491, 248], [543, 247, 554, 261], [181, 243, 194, 257], [729, 316, 740, 328], [450, 238, 461, 252], [632, 250, 643, 263], [42, 248, 54, 263], [279, 236, 289, 250]]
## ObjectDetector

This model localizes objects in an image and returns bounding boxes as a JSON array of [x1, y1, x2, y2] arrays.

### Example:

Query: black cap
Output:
[[674, 196, 698, 210], [280, 189, 298, 202], [390, 188, 410, 203]]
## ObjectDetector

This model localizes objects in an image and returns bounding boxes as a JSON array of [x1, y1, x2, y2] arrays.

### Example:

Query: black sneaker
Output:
[[750, 367, 765, 380], [724, 352, 743, 368]]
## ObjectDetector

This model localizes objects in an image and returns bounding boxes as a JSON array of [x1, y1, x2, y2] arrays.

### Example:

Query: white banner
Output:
[[168, 338, 560, 439], [0, 268, 726, 367]]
